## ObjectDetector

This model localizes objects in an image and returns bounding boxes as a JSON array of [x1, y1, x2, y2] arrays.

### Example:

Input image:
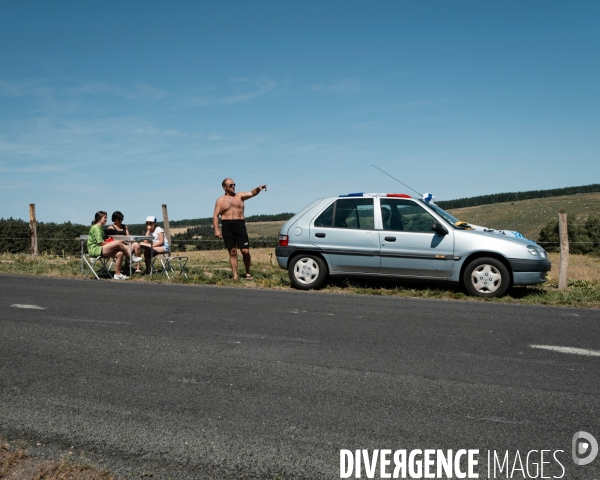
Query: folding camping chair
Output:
[[151, 252, 189, 279], [83, 255, 114, 280], [80, 235, 114, 280]]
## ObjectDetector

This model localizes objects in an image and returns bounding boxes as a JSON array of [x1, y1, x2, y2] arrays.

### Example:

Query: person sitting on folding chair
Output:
[[140, 216, 170, 275], [107, 210, 143, 274], [87, 211, 142, 280]]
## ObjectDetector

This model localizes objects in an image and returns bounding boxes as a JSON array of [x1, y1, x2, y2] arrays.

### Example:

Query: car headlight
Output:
[[527, 245, 547, 259]]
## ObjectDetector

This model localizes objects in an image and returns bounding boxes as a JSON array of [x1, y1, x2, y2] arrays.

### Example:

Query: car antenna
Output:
[[372, 165, 422, 196]]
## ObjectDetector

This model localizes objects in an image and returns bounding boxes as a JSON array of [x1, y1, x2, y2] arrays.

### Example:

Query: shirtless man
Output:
[[213, 178, 267, 280]]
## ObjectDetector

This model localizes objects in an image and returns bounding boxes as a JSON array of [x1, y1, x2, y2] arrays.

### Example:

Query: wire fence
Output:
[[2, 214, 599, 256], [1, 237, 599, 258], [0, 237, 278, 257]]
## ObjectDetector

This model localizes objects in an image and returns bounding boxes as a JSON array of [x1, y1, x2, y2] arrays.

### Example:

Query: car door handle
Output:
[[315, 233, 326, 238], [384, 237, 396, 242]]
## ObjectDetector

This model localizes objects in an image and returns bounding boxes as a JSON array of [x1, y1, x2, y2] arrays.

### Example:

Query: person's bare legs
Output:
[[102, 241, 130, 258], [228, 247, 239, 279], [114, 251, 124, 276], [102, 242, 131, 276], [102, 243, 128, 276], [141, 244, 167, 274], [131, 241, 141, 271], [241, 248, 251, 278]]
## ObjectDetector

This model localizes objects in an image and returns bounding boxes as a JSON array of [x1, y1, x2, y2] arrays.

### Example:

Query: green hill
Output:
[[447, 192, 600, 240], [437, 184, 600, 209]]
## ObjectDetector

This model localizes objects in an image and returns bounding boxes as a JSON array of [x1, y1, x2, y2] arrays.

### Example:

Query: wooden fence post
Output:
[[29, 204, 38, 258], [162, 204, 171, 247], [558, 212, 569, 290]]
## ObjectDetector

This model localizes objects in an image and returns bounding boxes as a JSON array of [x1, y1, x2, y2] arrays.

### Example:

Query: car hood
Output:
[[458, 224, 535, 245]]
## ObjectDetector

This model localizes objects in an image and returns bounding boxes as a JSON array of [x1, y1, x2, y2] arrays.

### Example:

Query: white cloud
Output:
[[71, 81, 170, 100], [0, 79, 54, 98], [187, 78, 276, 107], [218, 78, 276, 104], [310, 78, 361, 94]]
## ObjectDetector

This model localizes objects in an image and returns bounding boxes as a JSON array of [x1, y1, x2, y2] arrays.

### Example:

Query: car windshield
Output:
[[419, 200, 462, 227]]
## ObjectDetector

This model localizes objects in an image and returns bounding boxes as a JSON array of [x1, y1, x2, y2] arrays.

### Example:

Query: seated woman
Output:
[[140, 215, 170, 275], [106, 211, 142, 273], [87, 211, 143, 280]]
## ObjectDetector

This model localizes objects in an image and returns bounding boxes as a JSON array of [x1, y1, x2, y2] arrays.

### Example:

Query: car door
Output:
[[379, 198, 454, 277], [310, 197, 380, 273]]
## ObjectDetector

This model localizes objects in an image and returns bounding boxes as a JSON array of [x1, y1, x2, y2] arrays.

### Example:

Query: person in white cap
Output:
[[140, 216, 170, 275]]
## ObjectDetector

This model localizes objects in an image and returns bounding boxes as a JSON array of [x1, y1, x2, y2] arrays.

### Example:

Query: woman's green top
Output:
[[87, 224, 104, 257]]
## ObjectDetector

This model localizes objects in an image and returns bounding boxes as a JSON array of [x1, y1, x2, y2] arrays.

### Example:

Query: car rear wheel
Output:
[[288, 255, 328, 290], [463, 257, 510, 297]]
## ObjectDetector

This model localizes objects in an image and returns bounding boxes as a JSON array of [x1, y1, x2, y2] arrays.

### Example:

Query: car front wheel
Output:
[[463, 257, 510, 297], [288, 255, 328, 290]]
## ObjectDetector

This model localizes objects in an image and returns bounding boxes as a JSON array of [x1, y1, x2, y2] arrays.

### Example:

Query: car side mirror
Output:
[[432, 222, 448, 235]]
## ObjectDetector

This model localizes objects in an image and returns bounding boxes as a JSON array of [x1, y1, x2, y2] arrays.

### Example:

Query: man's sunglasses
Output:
[[226, 183, 236, 187]]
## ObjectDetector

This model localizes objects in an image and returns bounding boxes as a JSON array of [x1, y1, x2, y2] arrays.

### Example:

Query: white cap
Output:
[[146, 216, 157, 223]]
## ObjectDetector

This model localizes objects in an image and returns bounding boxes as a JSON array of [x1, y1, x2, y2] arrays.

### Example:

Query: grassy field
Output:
[[447, 192, 600, 240], [2, 248, 599, 308], [245, 221, 286, 238], [173, 221, 284, 238]]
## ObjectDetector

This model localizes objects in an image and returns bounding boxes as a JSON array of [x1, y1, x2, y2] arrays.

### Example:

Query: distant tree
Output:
[[128, 213, 294, 233], [0, 219, 89, 255], [0, 218, 30, 254], [438, 184, 600, 209], [538, 215, 600, 255]]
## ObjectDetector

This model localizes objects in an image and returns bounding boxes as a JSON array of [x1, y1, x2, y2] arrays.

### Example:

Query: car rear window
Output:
[[314, 198, 375, 230]]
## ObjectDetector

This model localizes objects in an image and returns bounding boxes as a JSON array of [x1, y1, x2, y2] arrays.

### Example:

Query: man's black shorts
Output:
[[221, 220, 250, 250]]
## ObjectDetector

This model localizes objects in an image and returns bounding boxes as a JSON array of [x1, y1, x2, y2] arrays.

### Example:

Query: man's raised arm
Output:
[[213, 199, 223, 238], [240, 184, 267, 201]]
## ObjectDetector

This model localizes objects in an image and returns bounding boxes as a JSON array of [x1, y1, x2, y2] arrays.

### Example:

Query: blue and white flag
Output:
[[423, 193, 436, 204]]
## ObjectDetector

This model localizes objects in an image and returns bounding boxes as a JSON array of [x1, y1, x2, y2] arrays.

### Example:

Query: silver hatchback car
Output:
[[275, 193, 551, 297]]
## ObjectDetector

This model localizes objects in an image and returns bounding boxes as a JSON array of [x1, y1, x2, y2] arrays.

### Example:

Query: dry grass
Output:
[[168, 222, 284, 239], [168, 227, 190, 235], [245, 221, 286, 238], [185, 247, 276, 265], [0, 438, 115, 480], [547, 251, 600, 285]]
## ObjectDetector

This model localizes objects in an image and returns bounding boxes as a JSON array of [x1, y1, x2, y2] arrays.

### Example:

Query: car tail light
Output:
[[278, 235, 289, 246]]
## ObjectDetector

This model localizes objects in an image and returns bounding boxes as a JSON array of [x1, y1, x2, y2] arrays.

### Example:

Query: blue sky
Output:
[[1, 1, 599, 224]]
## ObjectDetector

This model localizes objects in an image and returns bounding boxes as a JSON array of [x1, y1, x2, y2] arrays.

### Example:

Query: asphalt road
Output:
[[1, 275, 599, 479]]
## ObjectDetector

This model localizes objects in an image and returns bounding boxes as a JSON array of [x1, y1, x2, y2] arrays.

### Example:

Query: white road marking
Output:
[[530, 344, 600, 357], [11, 304, 45, 310], [43, 316, 129, 325]]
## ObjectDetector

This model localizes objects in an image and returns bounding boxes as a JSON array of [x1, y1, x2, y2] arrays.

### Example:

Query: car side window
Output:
[[314, 198, 375, 229], [314, 203, 334, 227], [380, 199, 437, 233]]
